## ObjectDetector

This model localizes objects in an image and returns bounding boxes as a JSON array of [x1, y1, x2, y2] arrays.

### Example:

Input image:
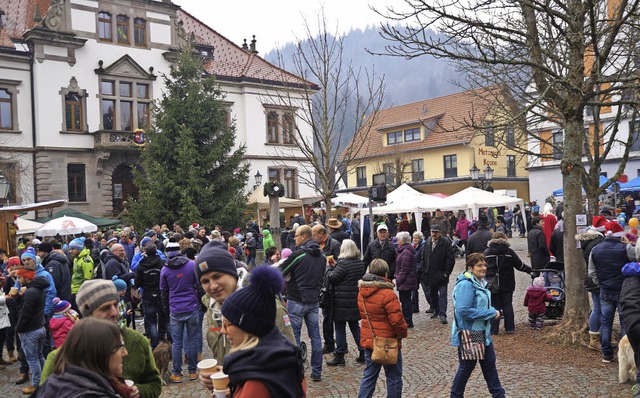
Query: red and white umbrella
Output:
[[36, 216, 98, 237]]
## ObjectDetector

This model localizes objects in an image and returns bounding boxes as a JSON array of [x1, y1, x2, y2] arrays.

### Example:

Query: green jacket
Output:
[[41, 327, 162, 398], [262, 229, 275, 251], [70, 248, 94, 294], [203, 294, 295, 365]]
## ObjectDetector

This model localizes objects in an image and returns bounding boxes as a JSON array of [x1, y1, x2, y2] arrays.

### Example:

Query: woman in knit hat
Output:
[[217, 265, 305, 397]]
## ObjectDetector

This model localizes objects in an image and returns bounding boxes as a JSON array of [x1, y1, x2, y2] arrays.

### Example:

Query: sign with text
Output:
[[576, 214, 587, 226]]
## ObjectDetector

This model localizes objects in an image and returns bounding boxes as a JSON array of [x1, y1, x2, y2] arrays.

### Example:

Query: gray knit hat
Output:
[[76, 279, 119, 317]]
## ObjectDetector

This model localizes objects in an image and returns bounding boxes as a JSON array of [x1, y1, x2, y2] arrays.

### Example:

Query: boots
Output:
[[326, 353, 346, 367], [8, 351, 18, 363], [588, 332, 601, 351], [16, 373, 29, 384], [356, 350, 365, 363]]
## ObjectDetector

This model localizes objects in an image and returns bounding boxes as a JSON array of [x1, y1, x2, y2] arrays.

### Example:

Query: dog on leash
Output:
[[618, 335, 638, 383], [153, 341, 172, 385]]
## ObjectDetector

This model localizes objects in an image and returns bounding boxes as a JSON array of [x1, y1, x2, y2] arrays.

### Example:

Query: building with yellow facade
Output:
[[340, 86, 530, 201]]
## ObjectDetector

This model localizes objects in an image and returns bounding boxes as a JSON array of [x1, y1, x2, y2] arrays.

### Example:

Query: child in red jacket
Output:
[[49, 297, 79, 348], [524, 276, 552, 330]]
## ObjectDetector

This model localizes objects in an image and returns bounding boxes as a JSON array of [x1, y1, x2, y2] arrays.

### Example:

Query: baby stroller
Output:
[[451, 237, 465, 258], [537, 261, 565, 319]]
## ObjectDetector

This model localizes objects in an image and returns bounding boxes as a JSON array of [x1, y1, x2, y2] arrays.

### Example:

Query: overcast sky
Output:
[[173, 0, 393, 53]]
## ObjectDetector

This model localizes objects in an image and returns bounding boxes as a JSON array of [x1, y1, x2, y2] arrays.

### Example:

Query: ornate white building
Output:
[[0, 0, 315, 218]]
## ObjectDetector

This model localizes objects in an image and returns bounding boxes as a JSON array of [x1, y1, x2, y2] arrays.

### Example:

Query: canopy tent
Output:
[[247, 187, 304, 222], [385, 183, 425, 204], [620, 176, 640, 192], [36, 207, 120, 228], [442, 187, 526, 228], [15, 217, 44, 235], [553, 175, 610, 197], [331, 193, 369, 208]]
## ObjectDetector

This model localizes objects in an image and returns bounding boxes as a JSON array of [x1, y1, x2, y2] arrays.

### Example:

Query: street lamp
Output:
[[470, 164, 494, 191], [0, 173, 10, 205], [253, 170, 262, 190]]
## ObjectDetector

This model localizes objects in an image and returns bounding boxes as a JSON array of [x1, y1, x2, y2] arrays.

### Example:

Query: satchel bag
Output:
[[360, 297, 399, 365], [458, 329, 486, 361]]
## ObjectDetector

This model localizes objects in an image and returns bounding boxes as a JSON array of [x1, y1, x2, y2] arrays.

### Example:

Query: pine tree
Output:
[[130, 46, 249, 229]]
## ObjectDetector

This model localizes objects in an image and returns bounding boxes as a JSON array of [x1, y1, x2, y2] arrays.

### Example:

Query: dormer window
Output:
[[387, 131, 402, 145]]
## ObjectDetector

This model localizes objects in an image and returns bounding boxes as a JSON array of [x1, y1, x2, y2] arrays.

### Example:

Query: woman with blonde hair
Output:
[[34, 317, 134, 397]]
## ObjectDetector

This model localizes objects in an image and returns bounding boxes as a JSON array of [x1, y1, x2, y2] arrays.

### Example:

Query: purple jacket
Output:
[[455, 219, 472, 240], [395, 244, 418, 291], [160, 253, 199, 314]]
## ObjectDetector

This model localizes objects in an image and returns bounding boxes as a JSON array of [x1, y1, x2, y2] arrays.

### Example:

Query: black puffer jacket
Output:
[[33, 364, 120, 398], [577, 231, 604, 292], [620, 263, 640, 350], [279, 239, 326, 304], [16, 276, 49, 333], [135, 253, 165, 300], [327, 257, 365, 322], [321, 236, 341, 260], [41, 251, 72, 302], [527, 226, 550, 270], [483, 238, 532, 292]]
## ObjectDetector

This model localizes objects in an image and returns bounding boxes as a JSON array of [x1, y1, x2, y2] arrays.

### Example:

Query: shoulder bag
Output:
[[485, 254, 502, 294], [453, 277, 486, 361], [360, 296, 399, 365]]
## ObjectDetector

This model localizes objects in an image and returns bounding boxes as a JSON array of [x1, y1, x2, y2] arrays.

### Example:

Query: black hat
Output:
[[144, 230, 157, 238], [221, 266, 283, 337], [430, 224, 442, 232], [195, 241, 238, 281], [37, 241, 53, 253], [478, 215, 489, 226]]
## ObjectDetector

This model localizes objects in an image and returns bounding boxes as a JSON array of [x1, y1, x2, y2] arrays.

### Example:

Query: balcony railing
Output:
[[94, 130, 144, 149]]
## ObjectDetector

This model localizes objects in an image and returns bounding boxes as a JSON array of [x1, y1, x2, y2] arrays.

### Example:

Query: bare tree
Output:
[[266, 10, 386, 210], [375, 0, 640, 342], [372, 144, 413, 188]]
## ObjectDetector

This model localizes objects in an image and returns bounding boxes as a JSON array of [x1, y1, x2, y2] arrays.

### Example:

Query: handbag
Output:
[[458, 329, 486, 361], [360, 296, 399, 365], [485, 254, 503, 294]]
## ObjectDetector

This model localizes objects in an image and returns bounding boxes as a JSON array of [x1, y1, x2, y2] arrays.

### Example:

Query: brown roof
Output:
[[177, 9, 314, 89], [0, 0, 48, 48], [345, 86, 501, 161]]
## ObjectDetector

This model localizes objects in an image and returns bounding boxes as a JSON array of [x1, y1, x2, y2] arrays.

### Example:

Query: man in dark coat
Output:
[[466, 215, 493, 256], [312, 224, 341, 354], [362, 224, 397, 279], [327, 218, 349, 244], [420, 224, 455, 324], [527, 216, 550, 276], [549, 221, 564, 263], [620, 261, 640, 394], [37, 242, 72, 302]]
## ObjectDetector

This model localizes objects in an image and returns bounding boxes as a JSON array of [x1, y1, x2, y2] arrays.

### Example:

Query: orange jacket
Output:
[[357, 275, 408, 350]]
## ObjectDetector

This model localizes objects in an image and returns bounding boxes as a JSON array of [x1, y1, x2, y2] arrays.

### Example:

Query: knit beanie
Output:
[[112, 277, 127, 292], [20, 247, 37, 265], [76, 279, 119, 317], [38, 241, 54, 254], [140, 237, 151, 248], [69, 237, 85, 250], [53, 297, 71, 315], [195, 241, 238, 281], [281, 248, 292, 259], [16, 268, 35, 280], [533, 276, 545, 287], [165, 242, 181, 252], [7, 256, 20, 267], [221, 265, 283, 337]]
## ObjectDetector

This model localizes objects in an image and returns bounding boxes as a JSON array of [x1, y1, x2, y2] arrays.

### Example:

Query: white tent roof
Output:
[[15, 217, 44, 235], [386, 183, 425, 204], [442, 187, 525, 222], [365, 193, 448, 215], [332, 193, 369, 208], [247, 187, 303, 211]]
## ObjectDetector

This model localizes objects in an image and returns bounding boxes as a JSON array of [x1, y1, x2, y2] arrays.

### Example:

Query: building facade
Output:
[[0, 0, 315, 218], [341, 87, 530, 201]]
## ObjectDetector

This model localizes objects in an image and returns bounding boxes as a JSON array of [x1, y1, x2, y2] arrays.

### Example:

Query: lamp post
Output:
[[470, 164, 494, 191], [253, 170, 262, 191]]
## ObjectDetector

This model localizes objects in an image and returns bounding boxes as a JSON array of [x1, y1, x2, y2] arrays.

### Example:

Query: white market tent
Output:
[[247, 187, 304, 222], [331, 193, 369, 208], [386, 183, 426, 204], [15, 217, 44, 235], [442, 187, 527, 230]]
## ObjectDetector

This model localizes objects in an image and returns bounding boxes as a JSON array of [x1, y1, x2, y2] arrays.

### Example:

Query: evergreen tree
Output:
[[130, 47, 249, 229]]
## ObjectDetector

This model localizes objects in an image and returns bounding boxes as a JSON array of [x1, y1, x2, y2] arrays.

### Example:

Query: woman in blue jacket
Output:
[[450, 253, 505, 398]]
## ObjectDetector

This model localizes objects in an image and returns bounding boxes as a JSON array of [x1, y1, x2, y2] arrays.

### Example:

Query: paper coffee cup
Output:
[[197, 358, 218, 376], [124, 380, 134, 387], [213, 390, 227, 398], [210, 371, 229, 390]]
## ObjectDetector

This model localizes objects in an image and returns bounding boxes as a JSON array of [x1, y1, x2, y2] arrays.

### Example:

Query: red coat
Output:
[[523, 286, 552, 314], [357, 275, 408, 350], [542, 214, 557, 251], [49, 316, 75, 348]]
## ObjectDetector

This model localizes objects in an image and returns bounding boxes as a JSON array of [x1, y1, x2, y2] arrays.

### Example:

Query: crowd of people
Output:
[[0, 201, 637, 397]]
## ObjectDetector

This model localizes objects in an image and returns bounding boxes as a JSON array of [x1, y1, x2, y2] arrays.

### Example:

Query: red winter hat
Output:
[[16, 268, 35, 280], [606, 221, 624, 237], [591, 216, 608, 232], [7, 256, 21, 267]]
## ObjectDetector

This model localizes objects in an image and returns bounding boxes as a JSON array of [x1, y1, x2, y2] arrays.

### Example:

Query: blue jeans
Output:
[[170, 311, 199, 374], [357, 348, 402, 398], [589, 291, 601, 332], [19, 327, 46, 386], [334, 320, 361, 355], [428, 283, 448, 318], [287, 300, 322, 377], [451, 343, 505, 398], [143, 297, 168, 349], [600, 292, 626, 359], [491, 291, 514, 334]]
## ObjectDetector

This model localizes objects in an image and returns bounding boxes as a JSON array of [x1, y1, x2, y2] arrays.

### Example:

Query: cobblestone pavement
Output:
[[0, 237, 633, 397]]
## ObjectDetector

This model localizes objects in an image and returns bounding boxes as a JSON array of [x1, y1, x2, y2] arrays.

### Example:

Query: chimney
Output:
[[241, 38, 248, 51], [249, 35, 258, 54]]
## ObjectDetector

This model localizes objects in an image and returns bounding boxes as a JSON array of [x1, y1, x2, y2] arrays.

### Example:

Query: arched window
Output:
[[98, 12, 112, 41]]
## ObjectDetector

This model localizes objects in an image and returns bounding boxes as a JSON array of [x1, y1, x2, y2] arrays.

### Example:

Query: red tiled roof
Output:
[[177, 9, 313, 88], [345, 86, 501, 161], [0, 0, 47, 48]]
